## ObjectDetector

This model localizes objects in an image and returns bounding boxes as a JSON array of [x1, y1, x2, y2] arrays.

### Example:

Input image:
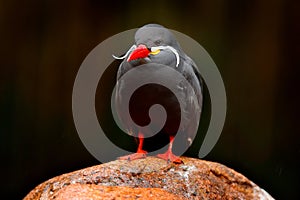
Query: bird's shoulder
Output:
[[180, 56, 203, 90], [116, 61, 132, 80]]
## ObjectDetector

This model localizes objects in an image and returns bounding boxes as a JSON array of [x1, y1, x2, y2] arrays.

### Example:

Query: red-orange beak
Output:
[[127, 44, 150, 62]]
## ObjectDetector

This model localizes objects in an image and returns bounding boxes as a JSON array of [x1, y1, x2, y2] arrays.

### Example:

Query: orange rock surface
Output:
[[24, 157, 274, 199]]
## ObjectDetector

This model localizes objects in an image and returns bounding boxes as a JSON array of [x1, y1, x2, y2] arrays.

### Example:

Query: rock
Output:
[[24, 157, 274, 200], [52, 184, 185, 200]]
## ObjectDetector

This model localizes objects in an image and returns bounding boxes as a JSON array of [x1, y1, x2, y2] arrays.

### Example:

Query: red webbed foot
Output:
[[156, 136, 183, 164], [157, 151, 183, 164], [118, 132, 147, 161], [118, 149, 147, 161]]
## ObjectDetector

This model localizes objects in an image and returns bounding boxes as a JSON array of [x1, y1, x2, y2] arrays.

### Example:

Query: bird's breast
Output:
[[116, 63, 188, 135]]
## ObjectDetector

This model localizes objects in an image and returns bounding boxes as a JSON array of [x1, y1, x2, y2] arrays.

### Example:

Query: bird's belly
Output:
[[115, 66, 187, 137], [129, 83, 181, 134]]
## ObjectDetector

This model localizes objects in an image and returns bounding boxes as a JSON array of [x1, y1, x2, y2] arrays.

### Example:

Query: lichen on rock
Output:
[[24, 157, 274, 200]]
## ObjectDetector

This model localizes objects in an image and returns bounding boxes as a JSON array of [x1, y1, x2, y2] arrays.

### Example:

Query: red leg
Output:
[[157, 136, 183, 164], [118, 132, 147, 161]]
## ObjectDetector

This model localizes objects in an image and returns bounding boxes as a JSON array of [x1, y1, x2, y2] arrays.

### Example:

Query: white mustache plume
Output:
[[113, 45, 180, 67]]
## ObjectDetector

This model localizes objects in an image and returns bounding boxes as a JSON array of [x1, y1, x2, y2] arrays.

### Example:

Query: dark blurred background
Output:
[[1, 0, 299, 199]]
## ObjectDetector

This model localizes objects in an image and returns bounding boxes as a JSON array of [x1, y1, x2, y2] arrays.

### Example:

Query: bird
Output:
[[113, 24, 202, 163]]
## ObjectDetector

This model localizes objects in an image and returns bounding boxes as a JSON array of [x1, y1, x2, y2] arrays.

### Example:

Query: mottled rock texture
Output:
[[24, 157, 274, 200]]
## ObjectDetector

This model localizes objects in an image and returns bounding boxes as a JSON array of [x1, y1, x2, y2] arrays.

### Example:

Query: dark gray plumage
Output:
[[115, 24, 202, 163]]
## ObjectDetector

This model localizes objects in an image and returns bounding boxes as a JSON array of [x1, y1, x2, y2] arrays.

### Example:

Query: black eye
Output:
[[154, 40, 162, 45]]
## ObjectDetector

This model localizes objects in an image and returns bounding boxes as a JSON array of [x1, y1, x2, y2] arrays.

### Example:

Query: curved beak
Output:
[[127, 44, 150, 62]]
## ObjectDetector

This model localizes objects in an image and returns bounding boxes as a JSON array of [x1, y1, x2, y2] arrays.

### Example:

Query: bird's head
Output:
[[134, 24, 179, 49], [114, 24, 182, 67]]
